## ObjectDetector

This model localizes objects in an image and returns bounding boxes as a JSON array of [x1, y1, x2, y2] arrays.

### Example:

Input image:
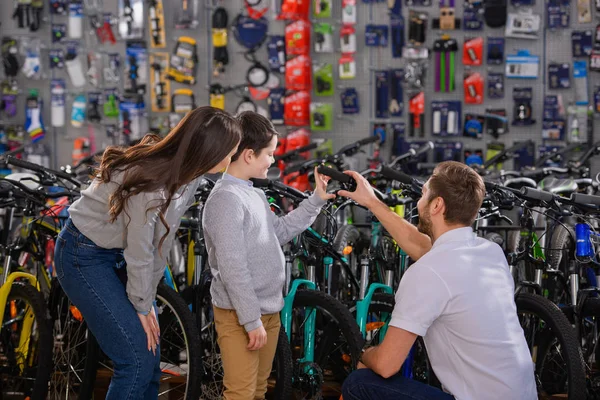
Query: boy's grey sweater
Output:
[[203, 174, 326, 332]]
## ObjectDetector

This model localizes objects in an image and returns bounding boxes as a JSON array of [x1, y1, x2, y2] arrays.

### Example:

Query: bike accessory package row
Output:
[[285, 19, 309, 56], [103, 88, 120, 118], [433, 0, 460, 30], [314, 23, 334, 53], [25, 89, 45, 143], [310, 103, 333, 131], [50, 79, 66, 127], [365, 24, 389, 47], [65, 41, 86, 87], [268, 87, 285, 124], [284, 91, 310, 126], [571, 30, 593, 57], [409, 91, 425, 137], [487, 72, 505, 99], [268, 35, 286, 72], [432, 101, 461, 136], [314, 63, 334, 96], [119, 0, 144, 39], [463, 37, 483, 66], [167, 37, 197, 85], [212, 7, 229, 77], [433, 37, 458, 93], [340, 87, 360, 114], [125, 41, 148, 93], [548, 62, 571, 89], [506, 50, 540, 79], [408, 11, 428, 45], [513, 87, 536, 126], [463, 72, 484, 104], [148, 0, 165, 48], [149, 52, 170, 112]]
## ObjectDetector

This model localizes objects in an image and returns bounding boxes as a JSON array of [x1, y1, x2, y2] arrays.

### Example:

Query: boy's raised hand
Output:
[[314, 167, 336, 201]]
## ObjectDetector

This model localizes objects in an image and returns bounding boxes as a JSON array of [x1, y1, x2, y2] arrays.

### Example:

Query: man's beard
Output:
[[417, 208, 433, 238]]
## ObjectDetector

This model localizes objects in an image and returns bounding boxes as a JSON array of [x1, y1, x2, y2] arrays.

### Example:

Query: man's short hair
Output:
[[232, 112, 279, 162], [426, 161, 485, 226]]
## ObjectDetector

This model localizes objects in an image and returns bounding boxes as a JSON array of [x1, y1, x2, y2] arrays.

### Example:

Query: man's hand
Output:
[[247, 325, 267, 351], [314, 167, 336, 201], [337, 171, 380, 209]]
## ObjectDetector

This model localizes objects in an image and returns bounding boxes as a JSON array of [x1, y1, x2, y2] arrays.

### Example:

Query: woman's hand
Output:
[[138, 307, 160, 355], [247, 325, 268, 351], [313, 167, 336, 201]]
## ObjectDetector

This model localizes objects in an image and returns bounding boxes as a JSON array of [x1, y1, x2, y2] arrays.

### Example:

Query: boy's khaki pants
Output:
[[213, 306, 281, 400]]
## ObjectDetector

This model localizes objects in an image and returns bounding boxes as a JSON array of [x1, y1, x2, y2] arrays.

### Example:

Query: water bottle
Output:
[[576, 223, 594, 258]]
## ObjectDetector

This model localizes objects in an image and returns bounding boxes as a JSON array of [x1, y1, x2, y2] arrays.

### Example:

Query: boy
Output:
[[202, 111, 334, 400]]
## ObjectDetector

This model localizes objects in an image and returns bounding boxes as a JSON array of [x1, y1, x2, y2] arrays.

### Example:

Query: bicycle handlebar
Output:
[[5, 156, 82, 187]]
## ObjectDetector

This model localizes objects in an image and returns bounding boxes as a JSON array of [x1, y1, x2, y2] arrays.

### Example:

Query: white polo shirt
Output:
[[390, 227, 537, 400]]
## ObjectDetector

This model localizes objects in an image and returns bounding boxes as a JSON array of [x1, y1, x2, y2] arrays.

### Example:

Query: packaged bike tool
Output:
[[268, 35, 286, 73], [340, 24, 357, 54], [487, 72, 505, 99], [390, 69, 404, 117], [409, 92, 425, 137], [313, 0, 332, 18], [340, 88, 360, 114], [71, 94, 86, 128], [21, 38, 43, 80], [512, 87, 536, 126], [310, 103, 333, 131], [487, 38, 504, 65], [342, 0, 357, 24], [89, 13, 117, 45], [87, 92, 102, 124], [149, 53, 170, 113], [506, 50, 539, 79], [365, 25, 389, 47], [463, 37, 483, 66], [148, 0, 165, 48], [286, 20, 311, 56], [125, 41, 148, 94], [548, 63, 571, 89], [339, 54, 356, 79], [119, 0, 144, 39], [463, 0, 484, 30], [408, 11, 428, 46], [284, 91, 310, 127], [103, 89, 120, 119], [174, 0, 199, 29], [464, 114, 485, 138], [1, 80, 18, 118], [571, 30, 593, 57], [314, 24, 334, 53], [464, 72, 484, 104], [52, 24, 67, 43], [431, 101, 461, 136], [104, 53, 121, 84], [375, 70, 390, 119], [314, 64, 334, 97], [170, 89, 195, 128], [390, 15, 405, 58], [268, 88, 285, 125], [212, 7, 229, 77], [547, 0, 570, 29], [119, 95, 147, 144]]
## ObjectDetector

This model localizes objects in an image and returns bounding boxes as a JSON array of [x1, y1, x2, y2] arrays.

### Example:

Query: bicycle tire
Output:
[[547, 225, 575, 272], [269, 326, 294, 400], [515, 292, 586, 400], [332, 225, 361, 254], [1, 282, 53, 400]]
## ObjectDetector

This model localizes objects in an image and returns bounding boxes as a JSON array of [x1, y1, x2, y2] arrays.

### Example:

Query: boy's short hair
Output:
[[232, 112, 279, 162]]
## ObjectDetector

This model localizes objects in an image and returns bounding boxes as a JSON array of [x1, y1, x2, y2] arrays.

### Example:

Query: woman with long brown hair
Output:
[[54, 106, 241, 399]]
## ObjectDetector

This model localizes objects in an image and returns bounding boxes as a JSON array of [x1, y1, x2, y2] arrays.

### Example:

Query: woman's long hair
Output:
[[96, 106, 241, 250]]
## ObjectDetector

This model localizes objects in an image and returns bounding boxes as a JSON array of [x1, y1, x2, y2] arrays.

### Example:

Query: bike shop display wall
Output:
[[0, 0, 599, 171]]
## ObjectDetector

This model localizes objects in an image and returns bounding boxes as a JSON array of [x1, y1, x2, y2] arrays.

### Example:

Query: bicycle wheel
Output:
[[0, 282, 53, 400], [515, 292, 586, 400], [289, 289, 363, 399]]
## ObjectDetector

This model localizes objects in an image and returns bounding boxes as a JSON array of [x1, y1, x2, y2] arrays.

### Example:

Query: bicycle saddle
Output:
[[539, 176, 578, 195]]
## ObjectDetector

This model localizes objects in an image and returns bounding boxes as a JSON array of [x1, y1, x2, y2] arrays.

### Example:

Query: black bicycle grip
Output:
[[520, 168, 545, 179], [358, 136, 380, 146], [571, 193, 600, 206], [250, 178, 270, 188], [380, 166, 413, 185], [316, 166, 352, 184], [272, 181, 308, 200], [520, 187, 554, 203], [414, 141, 434, 157], [274, 143, 318, 162]]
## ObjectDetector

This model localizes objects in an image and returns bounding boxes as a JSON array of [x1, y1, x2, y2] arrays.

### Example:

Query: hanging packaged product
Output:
[[408, 92, 425, 137], [87, 92, 102, 124], [71, 95, 86, 127], [547, 0, 570, 29], [119, 95, 147, 143], [149, 53, 170, 113], [268, 35, 286, 73], [485, 109, 509, 139], [50, 79, 66, 127], [25, 90, 45, 143], [340, 88, 360, 114], [170, 89, 196, 128], [342, 0, 357, 24], [433, 37, 458, 93], [594, 86, 600, 114], [247, 62, 278, 100], [404, 61, 427, 89], [542, 95, 566, 140], [487, 38, 504, 65], [314, 23, 334, 53], [310, 103, 333, 131], [72, 137, 91, 165], [174, 0, 199, 29], [505, 12, 541, 39], [512, 87, 536, 126], [166, 37, 196, 85], [566, 105, 589, 143], [484, 0, 507, 28], [408, 11, 428, 46], [389, 69, 404, 117], [234, 14, 269, 54], [463, 0, 484, 30], [407, 0, 432, 7], [103, 88, 120, 118], [487, 72, 505, 99], [314, 0, 332, 18], [434, 141, 463, 163], [212, 7, 229, 77], [21, 38, 43, 80], [284, 91, 311, 126], [104, 53, 121, 84], [68, 1, 83, 38], [573, 61, 589, 105], [314, 64, 334, 97], [49, 49, 65, 70], [433, 0, 460, 30], [596, 0, 600, 13], [464, 72, 484, 104], [209, 84, 225, 110], [390, 16, 405, 58], [339, 54, 356, 79], [50, 0, 67, 15], [285, 55, 312, 91], [340, 24, 357, 54], [2, 38, 19, 78], [90, 13, 117, 45], [244, 0, 269, 20], [268, 88, 285, 125], [576, 0, 592, 23], [571, 30, 593, 57], [391, 123, 406, 156], [463, 114, 485, 138], [65, 41, 86, 87], [374, 70, 390, 119], [463, 37, 483, 66], [126, 41, 148, 93], [365, 25, 389, 47], [148, 0, 165, 48], [591, 47, 600, 72], [278, 0, 310, 21], [548, 63, 571, 89], [285, 20, 310, 56], [389, 0, 402, 15], [431, 101, 461, 136], [1, 80, 18, 118], [52, 24, 66, 43], [119, 0, 144, 39], [87, 52, 102, 88], [506, 50, 539, 79]]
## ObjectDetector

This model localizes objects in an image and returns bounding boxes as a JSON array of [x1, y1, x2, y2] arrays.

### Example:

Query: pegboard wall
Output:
[[0, 0, 599, 171]]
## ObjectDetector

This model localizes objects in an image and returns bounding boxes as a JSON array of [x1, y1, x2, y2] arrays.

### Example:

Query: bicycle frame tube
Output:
[[281, 279, 316, 363], [355, 283, 393, 338], [163, 265, 177, 292], [0, 272, 39, 329]]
